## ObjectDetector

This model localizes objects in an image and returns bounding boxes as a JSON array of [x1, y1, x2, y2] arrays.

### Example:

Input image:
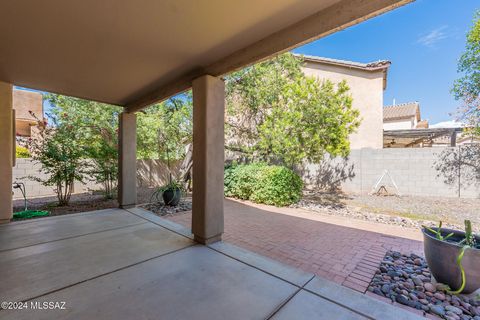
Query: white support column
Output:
[[191, 75, 225, 244], [118, 112, 137, 208], [0, 82, 13, 224]]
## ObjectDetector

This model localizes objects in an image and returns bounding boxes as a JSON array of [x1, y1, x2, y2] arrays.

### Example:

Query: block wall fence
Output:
[[301, 147, 478, 199], [12, 148, 479, 200], [12, 159, 179, 200]]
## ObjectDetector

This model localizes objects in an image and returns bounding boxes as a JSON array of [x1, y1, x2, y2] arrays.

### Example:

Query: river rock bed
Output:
[[368, 251, 480, 319], [141, 198, 192, 216]]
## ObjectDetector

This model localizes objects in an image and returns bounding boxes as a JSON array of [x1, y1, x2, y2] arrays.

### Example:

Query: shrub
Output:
[[224, 163, 303, 206], [16, 146, 31, 158], [250, 166, 303, 206], [224, 163, 266, 200]]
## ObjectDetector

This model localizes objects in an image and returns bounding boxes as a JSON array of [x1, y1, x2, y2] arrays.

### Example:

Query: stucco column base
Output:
[[194, 234, 223, 245], [119, 204, 136, 209], [191, 75, 225, 244], [0, 82, 13, 223], [118, 112, 137, 208]]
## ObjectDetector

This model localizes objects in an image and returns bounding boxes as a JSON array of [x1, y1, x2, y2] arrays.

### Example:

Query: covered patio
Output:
[[0, 0, 418, 318], [0, 208, 419, 319]]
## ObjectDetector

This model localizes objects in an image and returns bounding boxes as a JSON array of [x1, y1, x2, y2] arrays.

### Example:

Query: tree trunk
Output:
[[179, 143, 193, 191]]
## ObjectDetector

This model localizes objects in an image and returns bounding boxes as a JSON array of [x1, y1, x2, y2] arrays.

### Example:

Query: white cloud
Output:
[[430, 120, 465, 128], [417, 26, 449, 48]]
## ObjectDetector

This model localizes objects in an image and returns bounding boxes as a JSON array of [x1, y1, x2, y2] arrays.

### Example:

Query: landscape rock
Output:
[[431, 305, 446, 317], [141, 198, 192, 216], [424, 282, 436, 293], [369, 251, 480, 320]]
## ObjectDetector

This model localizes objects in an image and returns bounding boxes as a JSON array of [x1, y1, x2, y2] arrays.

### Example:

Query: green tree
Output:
[[452, 11, 480, 136], [46, 93, 193, 194], [225, 53, 360, 167], [28, 112, 88, 206], [46, 94, 121, 198], [137, 94, 192, 161]]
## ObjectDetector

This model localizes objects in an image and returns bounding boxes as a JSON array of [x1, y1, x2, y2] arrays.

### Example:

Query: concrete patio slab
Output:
[[2, 245, 298, 320], [0, 222, 193, 302], [208, 241, 314, 287], [166, 199, 423, 292], [0, 208, 144, 251], [0, 209, 423, 319], [126, 207, 193, 239], [272, 289, 366, 319]]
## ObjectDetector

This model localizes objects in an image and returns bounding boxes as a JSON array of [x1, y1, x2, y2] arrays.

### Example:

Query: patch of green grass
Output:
[[13, 210, 49, 220], [353, 203, 434, 222]]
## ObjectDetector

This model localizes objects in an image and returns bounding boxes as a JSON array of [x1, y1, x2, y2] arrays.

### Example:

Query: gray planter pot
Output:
[[162, 188, 182, 206], [423, 227, 480, 294]]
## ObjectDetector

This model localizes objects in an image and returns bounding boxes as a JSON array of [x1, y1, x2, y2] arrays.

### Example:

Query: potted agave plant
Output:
[[157, 180, 183, 206], [153, 124, 185, 207], [422, 220, 480, 294]]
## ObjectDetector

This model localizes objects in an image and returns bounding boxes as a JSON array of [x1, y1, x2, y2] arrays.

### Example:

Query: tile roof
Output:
[[383, 102, 420, 121], [296, 54, 391, 71]]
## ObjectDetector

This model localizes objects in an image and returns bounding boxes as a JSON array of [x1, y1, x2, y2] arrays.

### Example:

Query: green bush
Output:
[[250, 166, 303, 206], [224, 163, 303, 206], [224, 163, 266, 200], [16, 146, 30, 158]]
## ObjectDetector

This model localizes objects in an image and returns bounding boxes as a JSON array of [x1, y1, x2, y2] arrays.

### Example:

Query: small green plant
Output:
[[16, 146, 31, 158], [157, 180, 184, 193], [422, 221, 455, 241], [460, 219, 476, 247], [447, 245, 470, 295], [425, 220, 478, 295], [150, 180, 185, 204]]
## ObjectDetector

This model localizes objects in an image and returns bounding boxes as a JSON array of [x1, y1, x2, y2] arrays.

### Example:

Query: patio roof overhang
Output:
[[0, 0, 412, 111], [383, 128, 463, 148]]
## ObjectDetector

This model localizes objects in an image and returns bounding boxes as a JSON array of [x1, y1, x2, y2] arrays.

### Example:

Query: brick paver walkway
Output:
[[165, 198, 423, 293]]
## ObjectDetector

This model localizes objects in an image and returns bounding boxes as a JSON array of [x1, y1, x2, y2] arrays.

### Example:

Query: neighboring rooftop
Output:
[[383, 102, 420, 121], [297, 54, 391, 71], [297, 54, 391, 90]]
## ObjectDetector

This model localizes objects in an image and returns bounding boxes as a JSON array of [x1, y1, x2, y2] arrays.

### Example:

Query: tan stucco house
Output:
[[13, 89, 43, 137], [300, 55, 390, 149], [383, 102, 426, 130]]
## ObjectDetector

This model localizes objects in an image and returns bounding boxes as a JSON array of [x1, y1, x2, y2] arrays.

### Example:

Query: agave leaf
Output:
[[444, 233, 455, 241]]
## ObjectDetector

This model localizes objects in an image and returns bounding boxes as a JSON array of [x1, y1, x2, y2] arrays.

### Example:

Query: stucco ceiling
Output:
[[0, 0, 411, 108]]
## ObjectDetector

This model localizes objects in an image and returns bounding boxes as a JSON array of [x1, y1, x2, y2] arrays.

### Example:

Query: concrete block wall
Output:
[[12, 158, 100, 200], [13, 158, 179, 200], [302, 148, 478, 199]]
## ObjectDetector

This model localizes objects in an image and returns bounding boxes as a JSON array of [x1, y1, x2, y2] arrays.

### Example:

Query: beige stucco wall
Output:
[[13, 89, 43, 137], [13, 90, 43, 121], [302, 62, 384, 149], [383, 118, 415, 130]]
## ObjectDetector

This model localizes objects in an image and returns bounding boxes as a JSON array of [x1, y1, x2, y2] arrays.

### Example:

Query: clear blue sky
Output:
[[293, 0, 479, 125]]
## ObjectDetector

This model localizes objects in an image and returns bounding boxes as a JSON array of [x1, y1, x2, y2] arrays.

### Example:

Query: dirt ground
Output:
[[296, 191, 480, 232], [12, 187, 158, 220], [12, 188, 480, 231], [346, 193, 480, 226]]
